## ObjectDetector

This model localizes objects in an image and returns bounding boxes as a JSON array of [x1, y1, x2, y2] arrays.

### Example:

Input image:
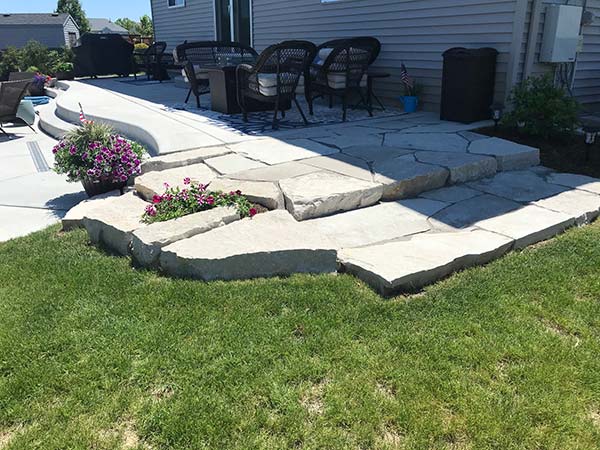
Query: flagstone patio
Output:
[[44, 78, 600, 295]]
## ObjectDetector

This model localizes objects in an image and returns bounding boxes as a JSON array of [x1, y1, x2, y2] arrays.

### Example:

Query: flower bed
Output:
[[142, 178, 257, 224]]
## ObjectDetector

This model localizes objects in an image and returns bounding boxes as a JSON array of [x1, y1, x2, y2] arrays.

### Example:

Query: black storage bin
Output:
[[440, 47, 498, 123]]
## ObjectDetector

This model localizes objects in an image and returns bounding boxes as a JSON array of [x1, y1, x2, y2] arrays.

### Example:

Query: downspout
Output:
[[523, 0, 544, 79]]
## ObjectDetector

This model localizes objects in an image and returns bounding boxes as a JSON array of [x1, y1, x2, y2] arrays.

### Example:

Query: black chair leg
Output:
[[272, 98, 280, 130], [185, 88, 191, 104], [294, 97, 309, 125], [195, 93, 200, 109], [359, 91, 373, 117], [27, 124, 36, 133], [329, 95, 333, 109], [342, 94, 348, 122], [0, 125, 7, 137]]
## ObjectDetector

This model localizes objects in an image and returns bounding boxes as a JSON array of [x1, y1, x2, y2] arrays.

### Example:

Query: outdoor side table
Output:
[[366, 70, 390, 111]]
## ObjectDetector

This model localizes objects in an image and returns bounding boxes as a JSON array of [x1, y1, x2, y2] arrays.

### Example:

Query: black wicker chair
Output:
[[307, 37, 381, 121], [236, 40, 317, 130], [134, 41, 167, 81], [0, 80, 33, 135], [175, 40, 258, 108]]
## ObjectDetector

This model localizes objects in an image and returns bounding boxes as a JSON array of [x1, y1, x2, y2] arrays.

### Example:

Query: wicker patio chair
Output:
[[175, 41, 258, 108], [236, 40, 317, 130], [134, 41, 167, 81], [307, 37, 381, 121], [0, 80, 33, 135]]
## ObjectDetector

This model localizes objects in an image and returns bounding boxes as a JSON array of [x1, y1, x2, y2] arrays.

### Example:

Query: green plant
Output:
[[19, 40, 50, 73], [0, 47, 22, 79], [53, 61, 74, 73], [134, 42, 149, 51], [56, 0, 90, 32], [502, 74, 580, 139], [143, 179, 256, 223]]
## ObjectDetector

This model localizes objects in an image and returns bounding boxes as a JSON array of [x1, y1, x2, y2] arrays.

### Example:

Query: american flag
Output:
[[78, 103, 87, 123], [400, 63, 413, 88]]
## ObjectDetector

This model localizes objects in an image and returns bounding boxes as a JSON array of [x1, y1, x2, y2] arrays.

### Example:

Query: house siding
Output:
[[63, 16, 80, 47], [252, 0, 519, 111], [151, 0, 215, 53], [0, 25, 67, 49]]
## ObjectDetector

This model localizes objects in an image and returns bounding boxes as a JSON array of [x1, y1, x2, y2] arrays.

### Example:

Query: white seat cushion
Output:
[[181, 64, 210, 82], [257, 73, 303, 96], [327, 72, 367, 89]]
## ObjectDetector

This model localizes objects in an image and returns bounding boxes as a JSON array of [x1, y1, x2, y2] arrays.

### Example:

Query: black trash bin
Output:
[[440, 47, 498, 123]]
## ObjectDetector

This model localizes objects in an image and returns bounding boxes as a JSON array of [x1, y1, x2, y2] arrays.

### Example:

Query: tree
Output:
[[138, 15, 153, 37], [56, 0, 90, 33], [115, 17, 139, 34]]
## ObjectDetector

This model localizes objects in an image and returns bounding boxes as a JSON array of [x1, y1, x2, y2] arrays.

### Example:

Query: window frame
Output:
[[168, 0, 185, 9]]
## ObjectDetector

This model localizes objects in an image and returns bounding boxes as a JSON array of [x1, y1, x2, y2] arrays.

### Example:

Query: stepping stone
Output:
[[458, 131, 491, 142], [62, 189, 123, 231], [384, 132, 469, 153], [545, 172, 600, 195], [160, 210, 337, 281], [341, 145, 413, 162], [230, 138, 338, 165], [403, 122, 487, 134], [131, 206, 240, 267], [307, 198, 447, 249], [279, 171, 383, 220], [225, 161, 319, 182], [467, 171, 566, 203], [339, 229, 514, 295], [313, 132, 383, 149], [300, 153, 374, 182], [82, 192, 148, 256], [373, 158, 449, 200], [414, 151, 497, 184], [430, 194, 521, 230], [533, 189, 600, 225], [475, 204, 575, 249], [204, 154, 267, 175], [420, 185, 481, 204], [134, 163, 217, 201], [468, 137, 539, 170], [361, 119, 418, 131], [209, 178, 284, 210], [141, 146, 231, 173]]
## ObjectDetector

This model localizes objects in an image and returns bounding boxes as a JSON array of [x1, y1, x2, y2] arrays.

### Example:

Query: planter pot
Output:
[[81, 178, 126, 198], [399, 95, 419, 113], [56, 70, 75, 81], [28, 84, 45, 97]]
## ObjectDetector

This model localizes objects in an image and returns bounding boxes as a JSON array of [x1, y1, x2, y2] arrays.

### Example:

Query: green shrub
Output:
[[502, 74, 580, 139], [26, 66, 40, 73], [52, 61, 74, 73], [20, 40, 51, 73], [0, 47, 22, 79]]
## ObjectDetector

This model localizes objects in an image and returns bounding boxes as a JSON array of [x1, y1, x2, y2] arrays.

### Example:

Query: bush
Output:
[[53, 121, 145, 183], [142, 179, 256, 223], [0, 47, 21, 79], [502, 74, 580, 139]]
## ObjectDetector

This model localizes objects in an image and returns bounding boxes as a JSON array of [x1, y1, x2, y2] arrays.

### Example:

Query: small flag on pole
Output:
[[400, 63, 413, 88], [78, 103, 86, 124]]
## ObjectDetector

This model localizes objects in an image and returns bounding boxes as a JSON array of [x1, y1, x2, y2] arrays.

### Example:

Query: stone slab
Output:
[[61, 190, 123, 231], [468, 137, 540, 171], [384, 132, 469, 153], [82, 192, 147, 255], [341, 145, 413, 163], [430, 194, 521, 230], [160, 210, 337, 280], [131, 206, 240, 267], [458, 131, 491, 142], [414, 151, 497, 184], [546, 172, 600, 195], [533, 189, 600, 225], [373, 159, 449, 200], [141, 146, 231, 173], [403, 121, 489, 134], [419, 185, 482, 204], [209, 178, 285, 210], [475, 204, 575, 249], [467, 171, 567, 203], [300, 153, 374, 182], [225, 161, 320, 182], [204, 153, 267, 175], [230, 138, 339, 165], [134, 163, 217, 201], [279, 171, 383, 220], [306, 198, 448, 249], [339, 229, 514, 295], [313, 132, 383, 149]]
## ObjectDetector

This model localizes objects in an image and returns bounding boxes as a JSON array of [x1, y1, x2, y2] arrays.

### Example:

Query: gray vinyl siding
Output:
[[63, 16, 80, 47], [151, 0, 215, 52], [252, 0, 518, 111], [0, 25, 67, 49]]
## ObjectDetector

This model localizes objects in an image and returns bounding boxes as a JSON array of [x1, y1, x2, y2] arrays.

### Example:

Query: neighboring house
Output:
[[0, 13, 80, 49], [89, 18, 129, 35], [150, 0, 600, 112]]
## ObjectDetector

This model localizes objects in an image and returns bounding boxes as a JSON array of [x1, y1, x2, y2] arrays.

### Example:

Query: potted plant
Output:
[[53, 61, 75, 80], [52, 120, 146, 197], [29, 72, 48, 96], [399, 63, 423, 113]]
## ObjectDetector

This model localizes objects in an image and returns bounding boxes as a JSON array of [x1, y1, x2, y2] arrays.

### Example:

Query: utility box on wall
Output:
[[540, 5, 583, 63]]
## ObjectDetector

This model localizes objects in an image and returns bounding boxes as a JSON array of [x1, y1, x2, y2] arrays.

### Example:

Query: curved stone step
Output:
[[37, 101, 77, 139]]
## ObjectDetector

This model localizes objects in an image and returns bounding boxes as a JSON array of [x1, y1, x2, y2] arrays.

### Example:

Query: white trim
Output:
[[167, 0, 185, 9], [229, 0, 235, 41]]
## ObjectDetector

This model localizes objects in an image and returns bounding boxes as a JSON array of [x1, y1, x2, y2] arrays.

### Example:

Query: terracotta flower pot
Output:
[[81, 178, 126, 198]]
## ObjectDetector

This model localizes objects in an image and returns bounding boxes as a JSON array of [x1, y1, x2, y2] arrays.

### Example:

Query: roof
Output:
[[88, 18, 128, 34], [0, 12, 72, 26]]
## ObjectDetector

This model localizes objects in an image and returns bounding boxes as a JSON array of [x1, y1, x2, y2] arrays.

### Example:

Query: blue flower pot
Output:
[[400, 95, 419, 113]]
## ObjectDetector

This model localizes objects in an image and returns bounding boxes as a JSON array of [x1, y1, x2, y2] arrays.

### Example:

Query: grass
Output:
[[1, 225, 600, 450]]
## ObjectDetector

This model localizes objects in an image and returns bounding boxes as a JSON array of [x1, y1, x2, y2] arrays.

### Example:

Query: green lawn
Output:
[[1, 224, 600, 450]]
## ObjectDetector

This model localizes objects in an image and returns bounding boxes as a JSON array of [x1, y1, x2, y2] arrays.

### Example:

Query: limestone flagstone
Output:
[[467, 171, 567, 203], [468, 137, 539, 170], [341, 145, 413, 163], [300, 153, 375, 182], [414, 151, 497, 184], [373, 158, 449, 200], [209, 178, 285, 210], [224, 161, 319, 182], [419, 185, 482, 204], [384, 132, 469, 153], [430, 194, 521, 230], [204, 153, 267, 175], [230, 138, 339, 165], [141, 146, 231, 173], [532, 189, 600, 225], [159, 210, 338, 281], [62, 189, 123, 231], [545, 172, 600, 196]]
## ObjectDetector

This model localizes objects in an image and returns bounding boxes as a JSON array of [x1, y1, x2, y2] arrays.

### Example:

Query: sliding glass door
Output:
[[215, 0, 252, 46]]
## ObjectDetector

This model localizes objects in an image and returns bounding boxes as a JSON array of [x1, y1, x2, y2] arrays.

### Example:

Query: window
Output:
[[168, 0, 185, 8], [68, 32, 77, 47]]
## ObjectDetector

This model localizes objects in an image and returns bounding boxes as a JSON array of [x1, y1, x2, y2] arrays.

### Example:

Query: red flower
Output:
[[249, 208, 257, 217], [152, 195, 162, 204]]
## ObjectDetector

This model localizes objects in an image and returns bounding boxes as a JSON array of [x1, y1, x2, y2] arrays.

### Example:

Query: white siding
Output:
[[63, 16, 80, 47], [252, 0, 519, 111], [151, 0, 215, 51]]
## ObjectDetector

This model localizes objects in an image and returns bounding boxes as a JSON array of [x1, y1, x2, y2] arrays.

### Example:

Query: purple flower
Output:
[[183, 177, 191, 185]]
